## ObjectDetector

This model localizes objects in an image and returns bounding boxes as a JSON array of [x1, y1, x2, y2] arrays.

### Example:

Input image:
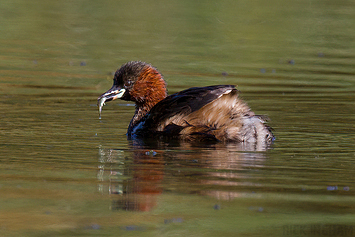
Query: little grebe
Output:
[[98, 61, 274, 144]]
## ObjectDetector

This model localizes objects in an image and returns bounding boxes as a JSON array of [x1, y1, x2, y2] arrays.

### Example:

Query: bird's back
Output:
[[130, 85, 274, 146]]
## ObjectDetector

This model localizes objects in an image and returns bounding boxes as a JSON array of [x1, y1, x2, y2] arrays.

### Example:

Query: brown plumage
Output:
[[98, 61, 274, 146]]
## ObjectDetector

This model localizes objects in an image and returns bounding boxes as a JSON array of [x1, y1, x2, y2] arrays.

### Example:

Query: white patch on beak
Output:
[[98, 88, 126, 119], [112, 88, 126, 100]]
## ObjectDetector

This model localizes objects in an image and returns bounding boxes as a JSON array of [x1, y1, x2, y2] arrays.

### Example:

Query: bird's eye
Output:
[[125, 80, 133, 87]]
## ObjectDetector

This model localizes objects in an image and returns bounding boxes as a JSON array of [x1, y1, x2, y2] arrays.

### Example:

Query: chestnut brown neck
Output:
[[128, 66, 167, 130]]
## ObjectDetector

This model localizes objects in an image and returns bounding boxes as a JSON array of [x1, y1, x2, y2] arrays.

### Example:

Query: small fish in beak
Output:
[[97, 97, 106, 119], [97, 87, 126, 119]]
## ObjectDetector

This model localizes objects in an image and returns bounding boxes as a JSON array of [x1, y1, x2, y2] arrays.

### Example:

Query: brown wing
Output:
[[144, 85, 236, 131], [137, 85, 274, 145], [157, 89, 273, 145], [158, 89, 253, 140]]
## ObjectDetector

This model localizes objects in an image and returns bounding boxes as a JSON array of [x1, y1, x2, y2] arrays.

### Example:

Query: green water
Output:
[[1, 0, 354, 236]]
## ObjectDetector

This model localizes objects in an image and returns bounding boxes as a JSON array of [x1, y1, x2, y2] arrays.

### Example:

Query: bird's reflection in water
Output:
[[97, 139, 271, 211], [97, 146, 164, 211]]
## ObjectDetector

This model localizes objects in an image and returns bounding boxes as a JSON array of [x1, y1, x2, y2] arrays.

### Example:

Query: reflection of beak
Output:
[[97, 85, 126, 119]]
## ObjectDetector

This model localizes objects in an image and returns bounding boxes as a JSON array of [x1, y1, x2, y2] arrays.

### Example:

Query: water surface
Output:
[[1, 0, 354, 236]]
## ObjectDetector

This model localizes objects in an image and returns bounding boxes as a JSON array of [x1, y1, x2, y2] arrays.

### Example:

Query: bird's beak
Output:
[[97, 85, 126, 119]]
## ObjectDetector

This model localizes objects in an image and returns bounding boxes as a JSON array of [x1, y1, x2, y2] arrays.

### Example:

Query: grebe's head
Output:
[[98, 61, 167, 117]]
